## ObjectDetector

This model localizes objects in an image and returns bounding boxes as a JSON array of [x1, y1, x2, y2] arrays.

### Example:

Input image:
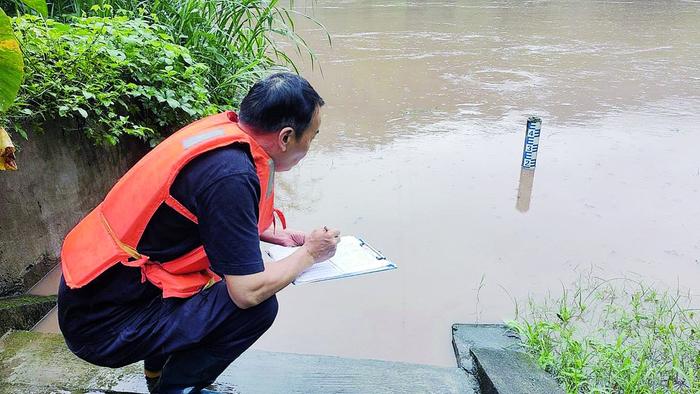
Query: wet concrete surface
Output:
[[0, 331, 477, 393]]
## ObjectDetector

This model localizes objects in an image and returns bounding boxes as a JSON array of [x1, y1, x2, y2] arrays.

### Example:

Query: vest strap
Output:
[[101, 194, 220, 297], [164, 194, 199, 224], [272, 208, 287, 233], [100, 212, 146, 261], [122, 256, 150, 283], [101, 213, 151, 283]]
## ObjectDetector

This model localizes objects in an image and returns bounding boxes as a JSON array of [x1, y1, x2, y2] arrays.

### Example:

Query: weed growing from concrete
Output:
[[508, 277, 700, 393]]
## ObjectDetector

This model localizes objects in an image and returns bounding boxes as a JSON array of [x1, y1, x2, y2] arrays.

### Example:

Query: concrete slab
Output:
[[1, 331, 478, 393], [451, 324, 520, 372], [451, 324, 563, 394], [470, 347, 563, 394]]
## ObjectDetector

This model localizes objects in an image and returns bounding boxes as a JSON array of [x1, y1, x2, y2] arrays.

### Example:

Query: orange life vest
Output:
[[61, 111, 286, 298]]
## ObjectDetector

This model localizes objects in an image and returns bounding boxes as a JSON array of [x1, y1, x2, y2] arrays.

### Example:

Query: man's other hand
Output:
[[260, 228, 306, 247], [301, 227, 340, 263]]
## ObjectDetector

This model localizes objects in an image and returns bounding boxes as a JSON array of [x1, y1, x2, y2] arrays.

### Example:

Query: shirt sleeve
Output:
[[195, 171, 264, 276]]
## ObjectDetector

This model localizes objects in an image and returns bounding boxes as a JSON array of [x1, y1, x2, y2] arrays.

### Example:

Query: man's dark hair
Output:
[[238, 73, 325, 139]]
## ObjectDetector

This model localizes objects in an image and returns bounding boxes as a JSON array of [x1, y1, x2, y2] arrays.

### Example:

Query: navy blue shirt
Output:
[[58, 144, 264, 339]]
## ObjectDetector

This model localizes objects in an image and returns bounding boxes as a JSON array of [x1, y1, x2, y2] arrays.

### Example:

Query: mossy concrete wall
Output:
[[0, 295, 57, 334], [0, 123, 148, 296]]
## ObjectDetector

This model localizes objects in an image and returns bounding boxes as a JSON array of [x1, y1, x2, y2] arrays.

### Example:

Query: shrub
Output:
[[47, 0, 323, 109], [4, 12, 219, 145], [508, 277, 700, 393], [2, 1, 324, 146]]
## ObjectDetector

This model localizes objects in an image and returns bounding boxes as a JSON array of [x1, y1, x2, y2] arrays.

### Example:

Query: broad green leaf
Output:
[[166, 98, 179, 108], [0, 9, 24, 112], [20, 0, 48, 17]]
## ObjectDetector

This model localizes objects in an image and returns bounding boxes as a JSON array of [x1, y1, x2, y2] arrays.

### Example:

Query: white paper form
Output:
[[267, 235, 396, 284]]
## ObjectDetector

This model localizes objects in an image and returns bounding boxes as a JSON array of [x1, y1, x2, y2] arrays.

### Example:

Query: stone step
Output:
[[0, 331, 478, 393], [452, 324, 563, 394]]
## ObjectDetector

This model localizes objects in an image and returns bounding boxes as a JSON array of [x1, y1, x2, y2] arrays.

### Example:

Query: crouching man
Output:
[[58, 73, 339, 393]]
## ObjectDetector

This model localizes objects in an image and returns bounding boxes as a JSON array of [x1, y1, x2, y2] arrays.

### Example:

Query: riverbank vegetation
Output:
[[508, 277, 700, 393], [1, 0, 320, 145], [8, 13, 215, 145]]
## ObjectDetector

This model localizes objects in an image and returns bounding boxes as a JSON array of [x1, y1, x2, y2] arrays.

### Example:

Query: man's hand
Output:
[[260, 228, 306, 247], [301, 227, 341, 263], [226, 226, 340, 309]]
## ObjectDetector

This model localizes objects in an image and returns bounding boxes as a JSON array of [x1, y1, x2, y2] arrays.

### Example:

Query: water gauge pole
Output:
[[521, 116, 542, 169], [516, 116, 542, 212]]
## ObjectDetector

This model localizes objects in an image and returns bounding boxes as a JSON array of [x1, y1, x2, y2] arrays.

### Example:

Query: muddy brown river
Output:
[[34, 0, 700, 368], [255, 0, 700, 366]]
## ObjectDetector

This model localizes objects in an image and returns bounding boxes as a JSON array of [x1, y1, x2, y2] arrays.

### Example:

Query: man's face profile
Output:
[[276, 106, 322, 172]]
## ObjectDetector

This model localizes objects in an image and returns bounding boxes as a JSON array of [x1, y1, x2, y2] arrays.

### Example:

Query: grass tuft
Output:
[[508, 277, 700, 393]]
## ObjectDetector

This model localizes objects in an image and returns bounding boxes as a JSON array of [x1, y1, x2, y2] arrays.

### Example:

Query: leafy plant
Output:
[[2, 1, 326, 146], [508, 277, 700, 393], [3, 12, 220, 145], [0, 8, 23, 112], [45, 0, 327, 106], [1, 0, 46, 171], [1, 0, 47, 17]]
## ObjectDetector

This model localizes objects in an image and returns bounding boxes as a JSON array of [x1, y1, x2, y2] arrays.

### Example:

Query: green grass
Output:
[[508, 277, 700, 393]]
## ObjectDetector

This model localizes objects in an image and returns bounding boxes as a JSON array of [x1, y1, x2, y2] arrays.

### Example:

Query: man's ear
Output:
[[278, 127, 295, 151]]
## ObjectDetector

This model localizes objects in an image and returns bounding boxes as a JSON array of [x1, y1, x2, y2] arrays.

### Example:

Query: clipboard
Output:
[[267, 235, 397, 284]]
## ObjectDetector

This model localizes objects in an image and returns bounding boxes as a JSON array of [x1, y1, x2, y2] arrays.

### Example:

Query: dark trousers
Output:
[[63, 281, 278, 392]]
